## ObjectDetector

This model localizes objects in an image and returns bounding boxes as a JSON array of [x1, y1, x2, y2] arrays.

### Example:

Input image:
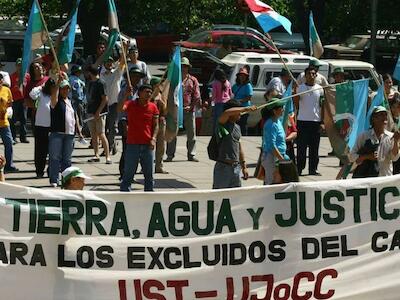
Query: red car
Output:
[[175, 30, 292, 56]]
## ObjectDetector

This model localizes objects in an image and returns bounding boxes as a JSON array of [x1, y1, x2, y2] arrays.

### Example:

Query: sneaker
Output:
[[51, 183, 57, 188], [12, 139, 18, 145], [155, 168, 169, 174], [36, 173, 44, 179], [188, 157, 199, 162], [164, 157, 173, 162], [112, 147, 117, 155], [20, 138, 30, 144], [4, 166, 19, 173], [106, 158, 112, 164], [88, 157, 100, 162]]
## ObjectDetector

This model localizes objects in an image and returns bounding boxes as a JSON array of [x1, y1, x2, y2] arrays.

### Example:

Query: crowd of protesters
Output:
[[1, 42, 400, 191]]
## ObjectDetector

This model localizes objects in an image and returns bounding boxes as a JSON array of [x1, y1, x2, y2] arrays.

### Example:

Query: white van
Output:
[[221, 52, 380, 129]]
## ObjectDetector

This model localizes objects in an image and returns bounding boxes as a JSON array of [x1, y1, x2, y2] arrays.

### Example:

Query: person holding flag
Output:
[[265, 68, 290, 97], [350, 106, 400, 177]]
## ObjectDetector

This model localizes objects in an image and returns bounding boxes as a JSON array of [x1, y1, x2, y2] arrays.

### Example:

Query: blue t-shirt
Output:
[[232, 83, 253, 107], [262, 118, 287, 155]]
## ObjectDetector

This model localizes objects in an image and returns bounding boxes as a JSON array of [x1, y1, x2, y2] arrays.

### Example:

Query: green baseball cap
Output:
[[265, 97, 287, 110], [16, 58, 22, 65], [150, 76, 162, 86], [60, 80, 70, 88], [181, 57, 192, 67], [309, 58, 322, 67], [61, 166, 91, 187], [332, 67, 345, 74]]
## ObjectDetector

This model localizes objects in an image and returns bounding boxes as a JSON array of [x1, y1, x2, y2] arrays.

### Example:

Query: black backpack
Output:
[[207, 124, 230, 161]]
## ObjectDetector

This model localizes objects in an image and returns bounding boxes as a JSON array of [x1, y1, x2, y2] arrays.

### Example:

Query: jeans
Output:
[[10, 100, 27, 140], [118, 119, 127, 177], [34, 126, 50, 176], [166, 111, 196, 159], [0, 126, 15, 169], [155, 118, 166, 171], [48, 132, 75, 184], [120, 144, 154, 192], [212, 161, 242, 189], [297, 120, 321, 174], [105, 103, 118, 151]]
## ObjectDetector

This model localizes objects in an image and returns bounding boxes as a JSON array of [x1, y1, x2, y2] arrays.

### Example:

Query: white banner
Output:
[[1, 176, 400, 300]]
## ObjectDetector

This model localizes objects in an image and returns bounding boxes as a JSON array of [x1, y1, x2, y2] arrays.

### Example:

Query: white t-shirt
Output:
[[30, 87, 51, 127], [65, 100, 76, 135], [100, 66, 124, 106], [297, 83, 323, 122], [0, 71, 11, 87]]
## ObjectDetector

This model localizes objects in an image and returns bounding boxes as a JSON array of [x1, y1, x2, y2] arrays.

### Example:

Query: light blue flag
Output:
[[57, 0, 80, 64], [364, 85, 385, 130], [280, 81, 293, 127], [348, 79, 369, 149], [393, 55, 400, 81]]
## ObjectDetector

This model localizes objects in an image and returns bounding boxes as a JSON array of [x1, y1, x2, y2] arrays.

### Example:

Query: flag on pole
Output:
[[309, 11, 324, 58], [364, 85, 386, 130], [324, 79, 369, 159], [57, 0, 81, 65], [21, 0, 48, 82], [280, 81, 294, 130], [103, 0, 119, 59], [161, 46, 183, 142], [244, 0, 292, 34], [393, 55, 400, 81]]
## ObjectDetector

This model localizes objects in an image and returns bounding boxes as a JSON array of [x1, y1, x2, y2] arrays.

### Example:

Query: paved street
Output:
[[5, 134, 341, 191]]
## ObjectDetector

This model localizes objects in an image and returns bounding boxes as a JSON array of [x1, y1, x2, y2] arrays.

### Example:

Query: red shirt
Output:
[[10, 72, 24, 101], [126, 100, 159, 145]]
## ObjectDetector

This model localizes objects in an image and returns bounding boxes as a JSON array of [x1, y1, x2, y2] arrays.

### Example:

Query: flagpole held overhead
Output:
[[34, 0, 61, 74]]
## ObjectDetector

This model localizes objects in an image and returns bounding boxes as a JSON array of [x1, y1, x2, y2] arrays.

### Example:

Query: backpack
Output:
[[207, 124, 230, 161]]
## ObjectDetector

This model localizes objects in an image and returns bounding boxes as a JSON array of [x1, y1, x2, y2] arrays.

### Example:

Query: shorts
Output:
[[88, 115, 105, 135]]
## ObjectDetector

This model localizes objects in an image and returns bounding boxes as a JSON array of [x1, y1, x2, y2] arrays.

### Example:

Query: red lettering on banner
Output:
[[117, 268, 337, 300], [167, 280, 189, 300], [143, 280, 166, 300], [250, 275, 274, 300], [314, 269, 338, 299], [292, 272, 314, 300]]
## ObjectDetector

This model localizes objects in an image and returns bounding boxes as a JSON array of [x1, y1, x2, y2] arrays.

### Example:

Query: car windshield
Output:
[[188, 32, 211, 43], [340, 36, 366, 49]]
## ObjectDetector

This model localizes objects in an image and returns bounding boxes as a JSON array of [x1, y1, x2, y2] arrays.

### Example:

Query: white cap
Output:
[[61, 166, 91, 187]]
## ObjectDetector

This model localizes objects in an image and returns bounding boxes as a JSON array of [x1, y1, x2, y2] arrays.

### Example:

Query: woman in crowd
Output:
[[383, 73, 396, 101], [48, 77, 83, 187], [350, 106, 400, 177], [232, 67, 253, 135], [212, 69, 232, 129], [261, 98, 288, 185], [29, 78, 56, 178], [389, 93, 400, 174], [24, 62, 49, 125]]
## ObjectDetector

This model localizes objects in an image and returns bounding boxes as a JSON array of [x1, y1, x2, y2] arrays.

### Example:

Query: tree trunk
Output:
[[77, 0, 107, 57]]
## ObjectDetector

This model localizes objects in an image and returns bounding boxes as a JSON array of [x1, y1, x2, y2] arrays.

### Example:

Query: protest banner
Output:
[[1, 176, 400, 300]]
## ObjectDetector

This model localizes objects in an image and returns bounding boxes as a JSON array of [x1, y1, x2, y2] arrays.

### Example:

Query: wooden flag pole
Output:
[[265, 35, 298, 84], [35, 0, 61, 75], [117, 29, 132, 88], [242, 81, 349, 115]]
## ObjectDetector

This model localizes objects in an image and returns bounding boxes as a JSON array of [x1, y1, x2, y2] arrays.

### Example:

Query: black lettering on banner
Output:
[[202, 244, 220, 266], [164, 247, 182, 269], [371, 231, 388, 252], [148, 247, 164, 269], [96, 246, 114, 268], [192, 201, 214, 235], [77, 246, 95, 268], [321, 236, 340, 258], [127, 247, 145, 269], [249, 241, 266, 263], [390, 230, 400, 250], [58, 245, 75, 267], [147, 203, 168, 238], [5, 199, 27, 232], [10, 242, 28, 265], [302, 238, 319, 260], [229, 243, 246, 265], [268, 240, 286, 262], [30, 244, 46, 266], [183, 246, 201, 268]]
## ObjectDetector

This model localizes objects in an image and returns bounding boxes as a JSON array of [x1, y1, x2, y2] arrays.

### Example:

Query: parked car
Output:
[[324, 31, 400, 73], [175, 30, 293, 58], [221, 52, 380, 131], [269, 32, 306, 53]]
